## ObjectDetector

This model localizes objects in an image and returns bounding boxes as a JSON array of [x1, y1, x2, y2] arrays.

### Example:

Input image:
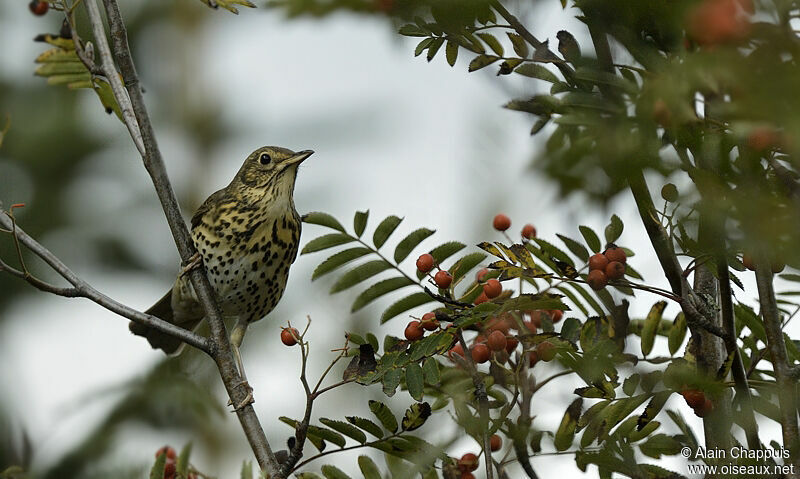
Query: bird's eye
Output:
[[259, 153, 272, 165]]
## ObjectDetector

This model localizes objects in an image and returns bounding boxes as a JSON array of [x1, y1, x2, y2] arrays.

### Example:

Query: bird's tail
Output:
[[129, 289, 202, 355]]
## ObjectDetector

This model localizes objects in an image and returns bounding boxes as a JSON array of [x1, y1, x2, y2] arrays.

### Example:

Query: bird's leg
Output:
[[228, 319, 253, 411], [179, 252, 203, 278]]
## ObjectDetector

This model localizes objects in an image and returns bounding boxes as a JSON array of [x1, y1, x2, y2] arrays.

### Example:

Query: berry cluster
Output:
[[155, 446, 196, 479], [416, 253, 453, 289], [454, 435, 503, 478], [492, 213, 537, 241], [681, 388, 714, 418], [586, 245, 627, 290]]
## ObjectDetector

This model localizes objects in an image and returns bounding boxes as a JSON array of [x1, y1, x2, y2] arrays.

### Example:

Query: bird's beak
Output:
[[286, 150, 314, 165]]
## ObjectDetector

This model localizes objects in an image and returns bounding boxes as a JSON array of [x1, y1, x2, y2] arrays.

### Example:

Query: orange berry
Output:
[[474, 292, 489, 305], [549, 309, 563, 323], [476, 268, 490, 282], [416, 253, 435, 273], [490, 434, 503, 452], [155, 446, 177, 460], [280, 328, 299, 346], [521, 223, 537, 239], [687, 0, 751, 47], [605, 261, 626, 280], [587, 269, 608, 290], [528, 350, 539, 366], [471, 343, 490, 363], [421, 312, 439, 331], [458, 453, 480, 472], [694, 397, 714, 417], [747, 126, 781, 151], [164, 462, 176, 479], [493, 214, 511, 231], [448, 343, 464, 360], [536, 341, 556, 362], [742, 254, 755, 271], [681, 388, 706, 409], [404, 321, 424, 341], [604, 245, 627, 263], [434, 270, 453, 289], [487, 330, 507, 351], [588, 253, 609, 271], [483, 279, 502, 299], [505, 336, 519, 353], [29, 0, 49, 15]]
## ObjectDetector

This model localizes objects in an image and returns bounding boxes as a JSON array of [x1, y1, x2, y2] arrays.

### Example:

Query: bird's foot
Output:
[[227, 380, 254, 412], [179, 252, 203, 278]]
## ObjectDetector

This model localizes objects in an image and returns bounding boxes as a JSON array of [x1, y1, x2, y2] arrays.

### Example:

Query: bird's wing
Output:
[[190, 188, 228, 229]]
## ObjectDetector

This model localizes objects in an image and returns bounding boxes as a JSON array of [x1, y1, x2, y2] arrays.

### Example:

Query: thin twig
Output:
[[456, 330, 495, 479]]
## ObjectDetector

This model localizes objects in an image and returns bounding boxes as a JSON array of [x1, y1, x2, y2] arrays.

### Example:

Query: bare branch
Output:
[[0, 211, 211, 352]]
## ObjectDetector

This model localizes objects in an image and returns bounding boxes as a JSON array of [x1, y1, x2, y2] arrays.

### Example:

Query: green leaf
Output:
[[402, 402, 432, 431], [446, 40, 459, 66], [373, 215, 403, 249], [302, 233, 354, 254], [399, 24, 428, 37], [604, 214, 624, 244], [668, 313, 687, 355], [406, 362, 425, 401], [331, 260, 392, 293], [515, 63, 559, 83], [554, 398, 582, 451], [507, 32, 529, 57], [416, 241, 466, 279], [346, 416, 384, 439], [641, 301, 667, 356], [312, 247, 373, 280], [637, 391, 671, 431], [414, 37, 434, 57], [639, 434, 682, 459], [352, 277, 414, 312], [303, 212, 346, 232], [176, 443, 192, 477], [354, 210, 369, 237], [382, 368, 402, 396], [476, 33, 504, 56], [320, 418, 367, 444], [579, 225, 601, 252], [369, 400, 398, 432], [296, 474, 323, 479], [308, 425, 347, 448], [449, 252, 487, 282], [422, 357, 440, 385], [358, 456, 382, 479], [557, 234, 590, 262], [468, 54, 500, 72], [427, 37, 445, 62], [394, 228, 435, 263], [150, 452, 167, 479], [381, 292, 435, 323], [321, 465, 352, 479]]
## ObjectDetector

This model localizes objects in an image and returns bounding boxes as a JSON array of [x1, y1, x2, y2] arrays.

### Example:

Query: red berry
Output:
[[471, 343, 491, 363], [493, 214, 511, 231], [421, 312, 439, 331], [281, 327, 299, 346], [549, 310, 563, 323], [681, 388, 706, 409], [483, 279, 502, 299], [434, 270, 453, 289], [528, 350, 539, 367], [586, 269, 608, 290], [155, 446, 177, 460], [688, 0, 751, 47], [164, 462, 176, 479], [490, 434, 503, 452], [474, 292, 489, 305], [476, 268, 490, 282], [458, 453, 480, 472], [416, 253, 435, 273], [448, 343, 465, 360], [742, 254, 755, 271], [528, 310, 550, 328], [588, 253, 609, 271], [505, 336, 519, 353], [521, 223, 537, 239], [404, 321, 424, 341], [605, 261, 626, 281], [29, 0, 49, 16], [694, 397, 714, 417], [747, 126, 781, 151], [536, 341, 556, 362], [487, 330, 507, 351], [604, 245, 627, 263]]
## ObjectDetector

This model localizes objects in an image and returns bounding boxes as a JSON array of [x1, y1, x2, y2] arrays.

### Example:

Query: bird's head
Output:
[[232, 146, 313, 204]]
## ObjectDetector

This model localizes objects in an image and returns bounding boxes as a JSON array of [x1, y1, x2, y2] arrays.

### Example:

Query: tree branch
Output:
[[87, 0, 280, 473], [0, 210, 211, 352]]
